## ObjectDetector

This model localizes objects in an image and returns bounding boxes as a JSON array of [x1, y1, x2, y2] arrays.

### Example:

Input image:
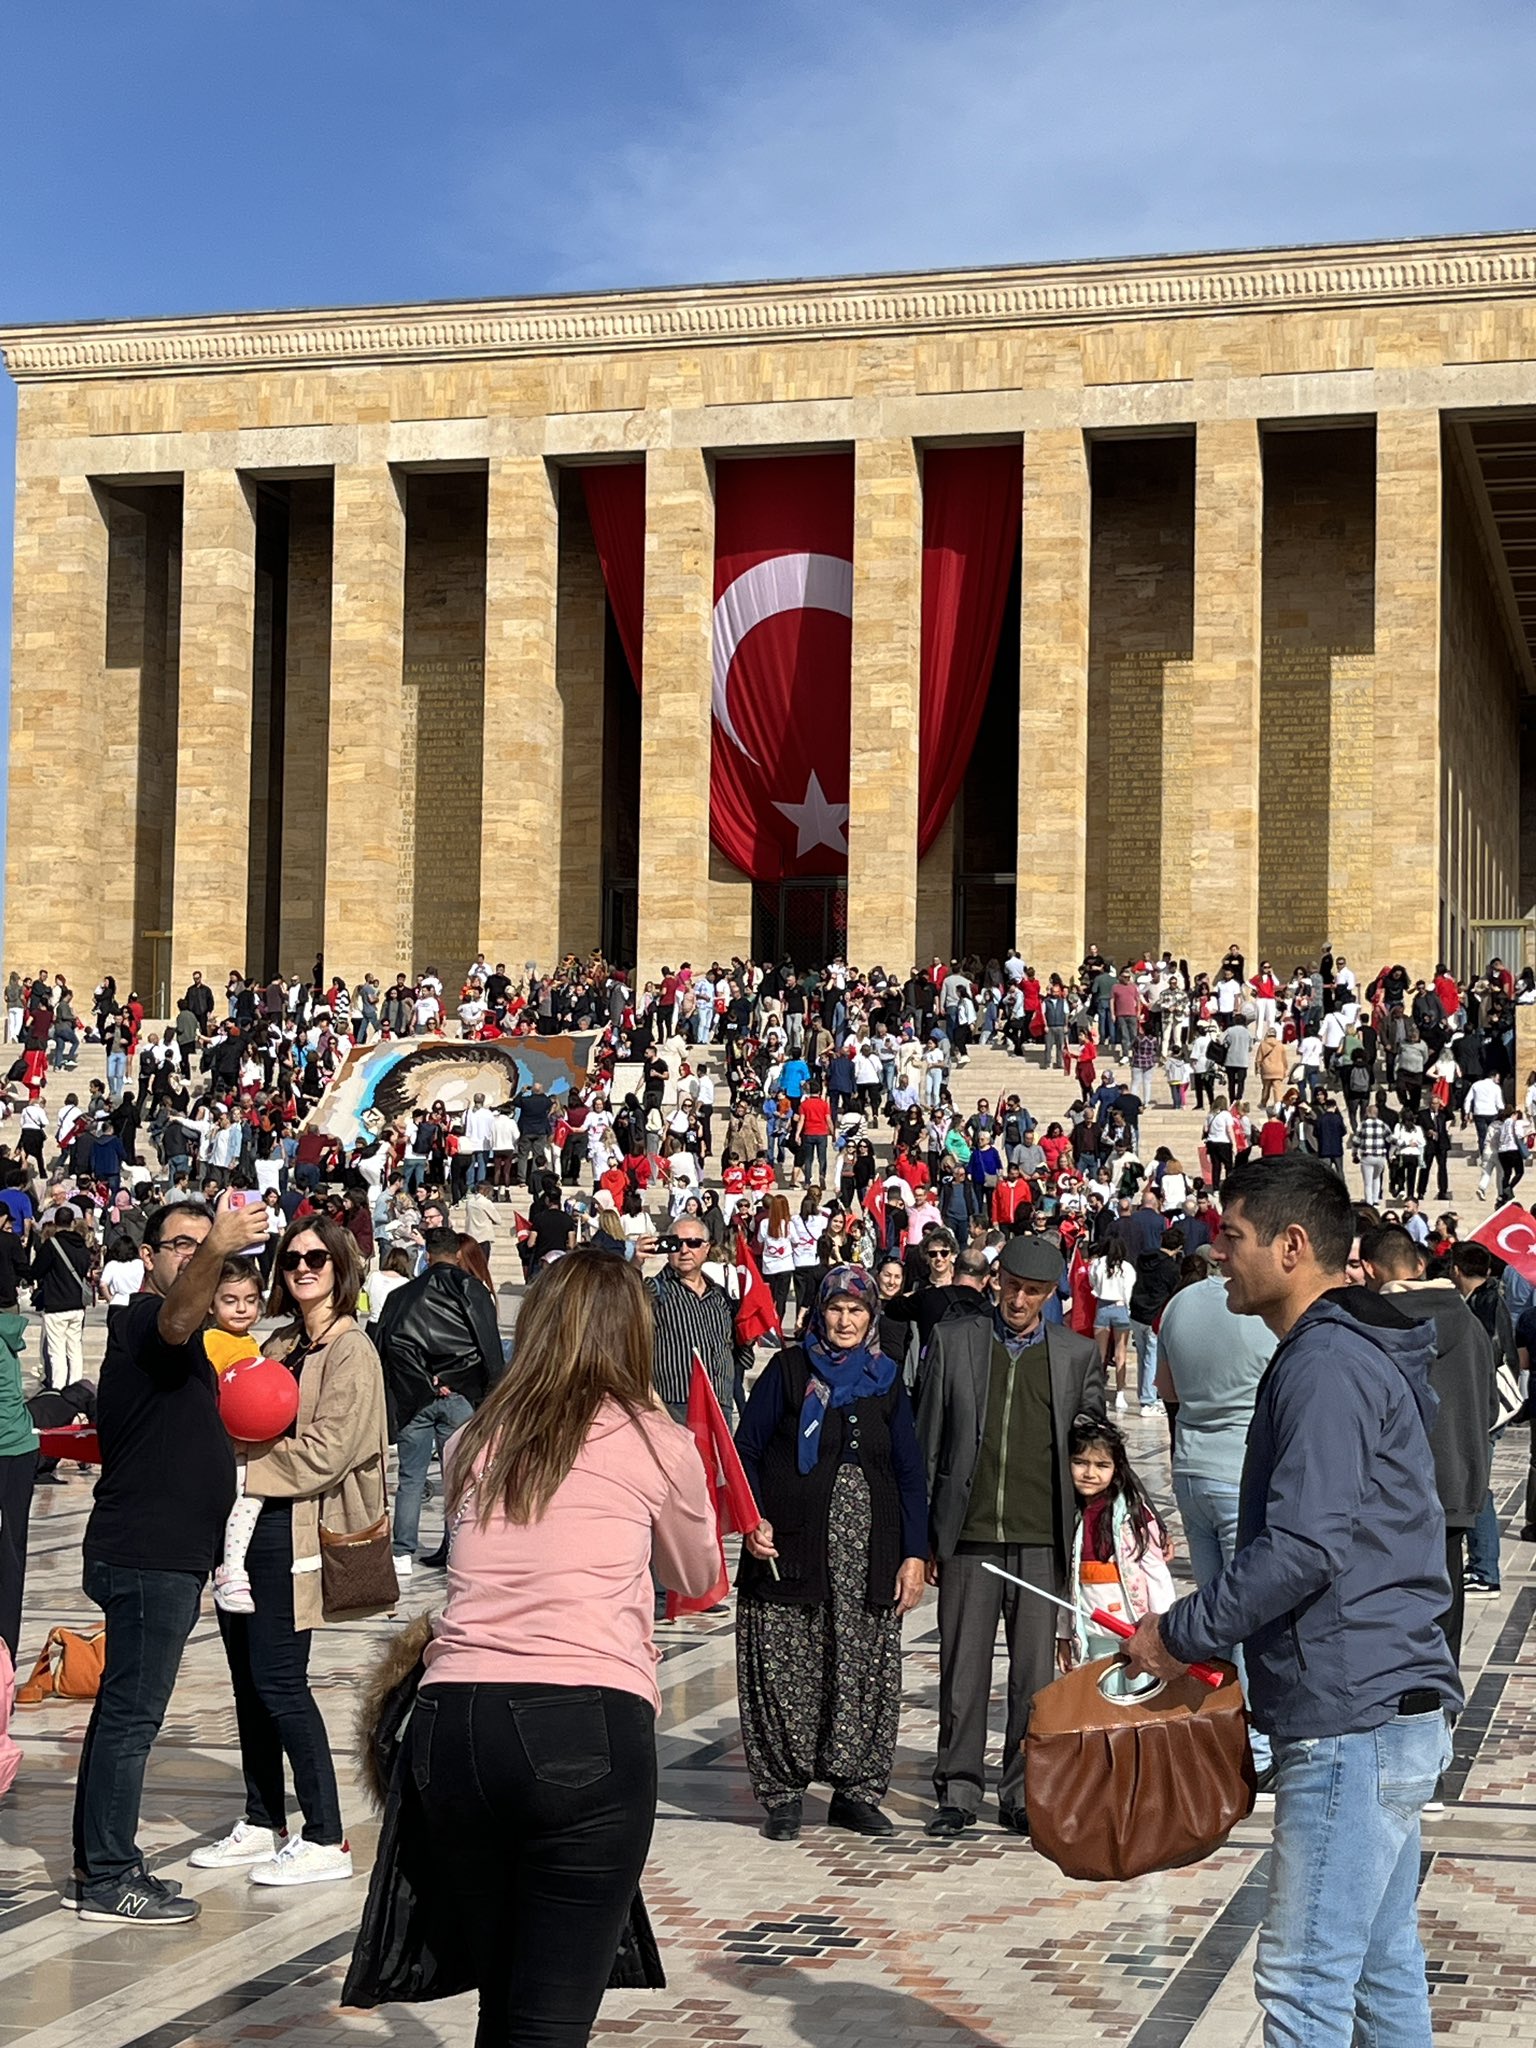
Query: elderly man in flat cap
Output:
[[916, 1232, 1105, 1837]]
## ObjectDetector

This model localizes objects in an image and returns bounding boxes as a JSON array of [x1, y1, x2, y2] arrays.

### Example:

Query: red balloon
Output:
[[218, 1356, 300, 1444]]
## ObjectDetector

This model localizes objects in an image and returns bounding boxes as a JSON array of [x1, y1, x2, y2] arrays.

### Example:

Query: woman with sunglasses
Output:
[[197, 1212, 389, 1888]]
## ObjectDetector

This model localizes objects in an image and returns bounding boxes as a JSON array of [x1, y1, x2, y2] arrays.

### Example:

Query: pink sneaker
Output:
[[213, 1566, 255, 1614]]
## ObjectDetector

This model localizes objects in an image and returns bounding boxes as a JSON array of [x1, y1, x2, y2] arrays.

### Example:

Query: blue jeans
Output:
[[464, 1150, 489, 1189], [394, 1393, 474, 1555], [73, 1559, 204, 1893], [106, 1050, 127, 1097], [1130, 1320, 1159, 1405], [1172, 1472, 1271, 1772], [1465, 1430, 1503, 1586], [1258, 1710, 1452, 2047]]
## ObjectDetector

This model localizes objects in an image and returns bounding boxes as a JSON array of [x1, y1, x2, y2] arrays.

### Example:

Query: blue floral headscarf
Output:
[[798, 1265, 896, 1473]]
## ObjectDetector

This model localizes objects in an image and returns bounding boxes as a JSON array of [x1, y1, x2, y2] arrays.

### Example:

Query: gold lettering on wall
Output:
[[1103, 650, 1171, 953], [406, 657, 485, 973]]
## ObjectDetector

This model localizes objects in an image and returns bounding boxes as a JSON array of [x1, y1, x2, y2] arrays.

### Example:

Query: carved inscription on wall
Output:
[[1103, 650, 1169, 956], [407, 657, 485, 973], [1258, 639, 1332, 965]]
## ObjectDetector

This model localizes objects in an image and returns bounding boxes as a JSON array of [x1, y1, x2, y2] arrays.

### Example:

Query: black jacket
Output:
[[0, 1230, 30, 1310], [1130, 1249, 1181, 1327], [375, 1263, 505, 1435], [1383, 1284, 1495, 1526], [32, 1230, 93, 1312]]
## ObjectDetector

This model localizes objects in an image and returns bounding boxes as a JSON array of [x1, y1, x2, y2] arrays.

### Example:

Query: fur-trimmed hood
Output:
[[355, 1612, 435, 1811]]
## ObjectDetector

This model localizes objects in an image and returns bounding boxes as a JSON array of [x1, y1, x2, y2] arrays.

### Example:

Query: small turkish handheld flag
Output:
[[665, 1356, 764, 1621], [1469, 1201, 1536, 1286], [734, 1229, 781, 1345]]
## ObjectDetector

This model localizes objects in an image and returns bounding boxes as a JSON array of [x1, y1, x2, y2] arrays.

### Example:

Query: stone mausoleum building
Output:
[[4, 230, 1536, 1005]]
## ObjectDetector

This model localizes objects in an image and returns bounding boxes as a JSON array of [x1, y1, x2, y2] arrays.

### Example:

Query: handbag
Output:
[[16, 1626, 106, 1704], [1024, 1653, 1254, 1881], [319, 1508, 400, 1615], [343, 1623, 664, 2008]]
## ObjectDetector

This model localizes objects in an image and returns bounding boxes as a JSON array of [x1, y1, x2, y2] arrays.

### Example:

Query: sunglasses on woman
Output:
[[280, 1248, 332, 1273]]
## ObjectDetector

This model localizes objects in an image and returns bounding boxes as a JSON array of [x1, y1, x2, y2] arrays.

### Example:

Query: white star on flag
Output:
[[773, 770, 850, 857]]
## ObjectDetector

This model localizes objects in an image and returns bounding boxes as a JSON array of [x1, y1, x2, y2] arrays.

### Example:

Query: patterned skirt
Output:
[[736, 1463, 903, 1809]]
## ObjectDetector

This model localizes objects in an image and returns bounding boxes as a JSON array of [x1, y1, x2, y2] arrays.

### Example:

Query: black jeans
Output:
[[73, 1559, 203, 1892], [0, 1448, 37, 1661], [216, 1502, 344, 1844], [411, 1681, 657, 2048]]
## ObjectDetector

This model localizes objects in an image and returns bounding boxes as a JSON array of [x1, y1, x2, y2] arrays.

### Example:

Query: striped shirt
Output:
[[646, 1266, 745, 1410]]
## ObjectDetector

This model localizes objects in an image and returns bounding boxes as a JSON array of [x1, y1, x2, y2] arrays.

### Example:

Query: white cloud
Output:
[[469, 0, 1536, 290]]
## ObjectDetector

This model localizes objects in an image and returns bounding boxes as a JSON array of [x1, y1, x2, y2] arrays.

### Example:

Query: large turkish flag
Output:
[[711, 454, 854, 881]]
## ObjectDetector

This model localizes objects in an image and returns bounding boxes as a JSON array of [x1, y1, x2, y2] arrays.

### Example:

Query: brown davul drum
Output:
[[1024, 1655, 1256, 1881]]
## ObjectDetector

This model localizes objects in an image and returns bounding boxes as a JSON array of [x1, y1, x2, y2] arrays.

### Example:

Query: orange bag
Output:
[[16, 1627, 106, 1705], [1024, 1653, 1254, 1881]]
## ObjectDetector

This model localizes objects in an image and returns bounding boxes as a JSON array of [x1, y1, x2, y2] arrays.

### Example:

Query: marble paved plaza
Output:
[[3, 1406, 1533, 2048]]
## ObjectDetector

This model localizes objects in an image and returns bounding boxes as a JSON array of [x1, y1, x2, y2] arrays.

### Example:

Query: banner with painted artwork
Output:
[[308, 1034, 597, 1147]]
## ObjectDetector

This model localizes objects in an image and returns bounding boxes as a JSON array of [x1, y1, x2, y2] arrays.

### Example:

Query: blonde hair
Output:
[[446, 1251, 656, 1528]]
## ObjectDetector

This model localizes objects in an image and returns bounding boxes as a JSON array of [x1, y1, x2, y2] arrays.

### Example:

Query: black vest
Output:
[[738, 1348, 904, 1611]]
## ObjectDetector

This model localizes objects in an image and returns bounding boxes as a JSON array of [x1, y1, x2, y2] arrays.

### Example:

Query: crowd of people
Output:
[[0, 936, 1532, 2048]]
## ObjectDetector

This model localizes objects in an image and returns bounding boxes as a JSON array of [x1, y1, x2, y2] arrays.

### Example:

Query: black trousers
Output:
[[0, 1448, 36, 1661], [216, 1503, 344, 1844], [1440, 1527, 1467, 1671], [411, 1681, 657, 2048]]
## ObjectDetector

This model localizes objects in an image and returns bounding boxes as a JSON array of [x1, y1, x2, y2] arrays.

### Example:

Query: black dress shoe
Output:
[[418, 1547, 448, 1568], [923, 1805, 975, 1839], [763, 1800, 802, 1840], [828, 1793, 894, 1836], [996, 1807, 1030, 1835]]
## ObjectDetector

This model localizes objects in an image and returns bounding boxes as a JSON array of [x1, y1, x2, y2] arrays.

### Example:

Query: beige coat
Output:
[[243, 1317, 391, 1631]]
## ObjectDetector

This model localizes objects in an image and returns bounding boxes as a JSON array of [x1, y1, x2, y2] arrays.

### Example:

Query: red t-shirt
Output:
[[722, 1164, 747, 1197], [745, 1160, 776, 1192], [798, 1097, 832, 1137], [1259, 1120, 1288, 1157]]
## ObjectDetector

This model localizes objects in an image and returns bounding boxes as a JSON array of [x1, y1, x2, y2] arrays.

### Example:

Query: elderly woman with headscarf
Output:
[[733, 1266, 928, 1841]]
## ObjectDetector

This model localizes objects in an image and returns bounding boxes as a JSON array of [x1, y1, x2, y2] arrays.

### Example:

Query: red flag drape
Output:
[[711, 453, 854, 881], [665, 1357, 763, 1619], [579, 465, 646, 683], [577, 446, 1021, 881], [918, 445, 1021, 854]]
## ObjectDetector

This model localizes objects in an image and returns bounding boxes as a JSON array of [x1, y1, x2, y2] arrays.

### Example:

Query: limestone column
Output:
[[1188, 420, 1263, 967], [171, 469, 257, 994], [916, 809, 956, 965], [1374, 412, 1442, 966], [636, 448, 714, 984], [480, 455, 560, 974], [4, 473, 109, 995], [847, 438, 922, 970], [325, 463, 406, 987], [556, 477, 609, 959], [1016, 428, 1090, 972]]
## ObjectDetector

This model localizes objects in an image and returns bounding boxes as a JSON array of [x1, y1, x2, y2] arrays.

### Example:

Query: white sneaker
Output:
[[1114, 1390, 1128, 1411], [248, 1836, 353, 1886], [212, 1566, 255, 1614], [392, 1553, 413, 1578], [190, 1819, 288, 1869]]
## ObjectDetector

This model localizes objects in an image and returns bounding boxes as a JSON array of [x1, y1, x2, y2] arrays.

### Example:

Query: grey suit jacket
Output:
[[915, 1313, 1105, 1563]]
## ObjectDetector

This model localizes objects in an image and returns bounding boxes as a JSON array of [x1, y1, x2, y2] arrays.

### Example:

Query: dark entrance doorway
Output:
[[752, 878, 848, 966]]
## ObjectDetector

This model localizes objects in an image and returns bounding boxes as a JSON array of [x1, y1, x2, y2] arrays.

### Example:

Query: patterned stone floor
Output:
[[4, 1399, 1533, 2048]]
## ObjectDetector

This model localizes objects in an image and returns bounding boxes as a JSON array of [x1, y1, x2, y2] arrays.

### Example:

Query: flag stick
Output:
[[980, 1560, 1224, 1688]]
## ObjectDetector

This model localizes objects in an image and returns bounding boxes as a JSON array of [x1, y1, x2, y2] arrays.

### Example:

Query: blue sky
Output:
[[5, 0, 1536, 890]]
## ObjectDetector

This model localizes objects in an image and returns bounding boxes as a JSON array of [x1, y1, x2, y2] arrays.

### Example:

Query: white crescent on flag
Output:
[[711, 551, 854, 763]]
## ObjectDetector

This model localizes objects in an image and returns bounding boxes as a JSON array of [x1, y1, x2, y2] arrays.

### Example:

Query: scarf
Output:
[[797, 1265, 897, 1474]]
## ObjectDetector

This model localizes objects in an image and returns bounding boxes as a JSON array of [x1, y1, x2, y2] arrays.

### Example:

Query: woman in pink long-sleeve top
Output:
[[413, 1252, 718, 2048]]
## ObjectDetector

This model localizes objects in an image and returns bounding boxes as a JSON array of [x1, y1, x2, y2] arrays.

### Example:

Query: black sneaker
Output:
[[1253, 1764, 1279, 1804], [996, 1807, 1030, 1836], [923, 1805, 975, 1839], [61, 1869, 184, 1912], [78, 1874, 200, 1925], [1463, 1577, 1500, 1598]]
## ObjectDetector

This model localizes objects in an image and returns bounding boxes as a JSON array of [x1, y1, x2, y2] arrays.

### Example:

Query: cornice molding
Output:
[[6, 233, 1536, 383]]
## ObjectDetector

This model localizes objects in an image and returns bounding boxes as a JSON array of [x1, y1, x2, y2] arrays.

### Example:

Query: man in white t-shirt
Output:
[[461, 1093, 496, 1189]]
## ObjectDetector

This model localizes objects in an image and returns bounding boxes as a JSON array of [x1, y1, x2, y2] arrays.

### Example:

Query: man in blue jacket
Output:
[[1127, 1155, 1459, 2048]]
